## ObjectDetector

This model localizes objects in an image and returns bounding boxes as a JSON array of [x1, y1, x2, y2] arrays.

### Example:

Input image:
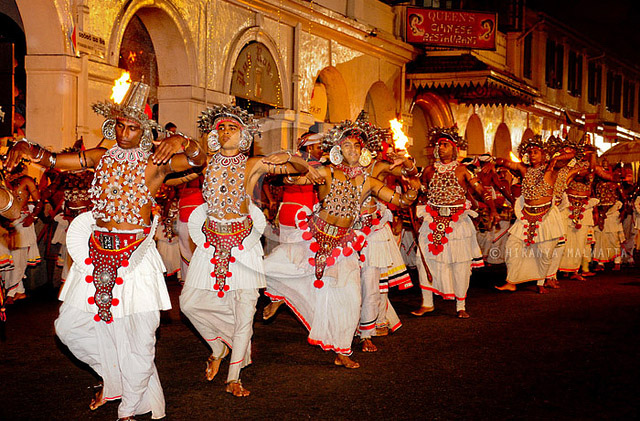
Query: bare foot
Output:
[[206, 347, 229, 381], [12, 292, 26, 301], [89, 386, 106, 411], [544, 278, 560, 289], [537, 285, 548, 294], [495, 283, 516, 292], [361, 338, 378, 352], [570, 274, 586, 281], [225, 380, 250, 397], [263, 300, 284, 320], [457, 310, 470, 319], [411, 306, 435, 316], [334, 354, 360, 369], [594, 265, 604, 272], [582, 271, 595, 277]]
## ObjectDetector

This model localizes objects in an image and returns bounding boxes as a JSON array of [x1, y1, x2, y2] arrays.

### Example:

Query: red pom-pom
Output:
[[428, 233, 434, 242], [210, 257, 217, 264], [226, 271, 232, 277], [214, 283, 220, 290], [310, 242, 320, 252], [429, 222, 437, 230], [578, 214, 584, 219], [372, 218, 380, 225], [211, 271, 216, 278], [85, 275, 93, 283], [229, 256, 236, 263], [331, 248, 341, 258], [204, 242, 210, 248], [106, 317, 113, 324], [94, 314, 101, 322], [223, 285, 230, 291], [569, 206, 574, 211], [308, 258, 316, 266], [121, 259, 129, 268], [343, 247, 353, 256], [115, 277, 123, 285], [360, 255, 366, 262], [576, 224, 582, 229], [302, 231, 313, 241], [238, 245, 244, 251], [362, 226, 371, 236], [217, 291, 225, 298], [299, 221, 309, 230], [524, 224, 529, 229], [112, 298, 119, 306], [85, 258, 92, 265], [313, 279, 324, 289], [352, 242, 362, 252], [358, 235, 365, 244], [445, 227, 453, 234], [452, 215, 459, 222], [88, 297, 95, 305], [326, 257, 335, 266], [442, 237, 448, 244]]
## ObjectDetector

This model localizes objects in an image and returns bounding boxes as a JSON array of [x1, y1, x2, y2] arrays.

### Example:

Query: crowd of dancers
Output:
[[0, 80, 638, 420]]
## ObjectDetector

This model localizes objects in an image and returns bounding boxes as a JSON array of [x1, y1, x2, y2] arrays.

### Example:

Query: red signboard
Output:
[[406, 7, 497, 50]]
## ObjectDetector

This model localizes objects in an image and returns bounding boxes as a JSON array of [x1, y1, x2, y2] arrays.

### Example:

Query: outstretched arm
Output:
[[6, 138, 106, 172]]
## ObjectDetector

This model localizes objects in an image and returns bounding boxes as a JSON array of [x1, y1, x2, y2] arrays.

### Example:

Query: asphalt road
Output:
[[2, 266, 639, 420]]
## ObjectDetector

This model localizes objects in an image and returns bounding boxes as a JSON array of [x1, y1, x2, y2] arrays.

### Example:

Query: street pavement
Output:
[[1, 266, 639, 420]]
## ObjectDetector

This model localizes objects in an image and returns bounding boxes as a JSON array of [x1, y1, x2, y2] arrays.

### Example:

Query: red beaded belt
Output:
[[424, 204, 465, 255], [357, 210, 383, 235], [567, 195, 588, 229], [521, 202, 551, 246], [202, 217, 253, 297], [85, 229, 149, 323]]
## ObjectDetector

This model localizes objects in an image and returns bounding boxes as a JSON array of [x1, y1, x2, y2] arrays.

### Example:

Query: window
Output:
[[623, 80, 635, 119], [545, 39, 563, 89], [606, 71, 622, 113], [588, 61, 602, 105], [568, 50, 582, 97], [523, 32, 532, 79]]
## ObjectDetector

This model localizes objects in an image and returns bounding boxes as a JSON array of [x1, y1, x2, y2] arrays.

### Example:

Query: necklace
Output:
[[202, 152, 249, 219], [428, 161, 464, 205], [336, 163, 365, 179]]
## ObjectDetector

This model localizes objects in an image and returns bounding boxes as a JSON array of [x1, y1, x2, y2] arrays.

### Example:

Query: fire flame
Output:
[[110, 71, 131, 104], [389, 118, 409, 156], [509, 151, 521, 162]]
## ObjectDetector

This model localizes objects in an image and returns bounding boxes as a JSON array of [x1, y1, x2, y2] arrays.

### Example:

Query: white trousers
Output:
[[180, 286, 258, 382], [54, 304, 165, 419], [359, 265, 381, 339], [417, 260, 471, 311], [177, 220, 194, 280], [2, 247, 27, 296]]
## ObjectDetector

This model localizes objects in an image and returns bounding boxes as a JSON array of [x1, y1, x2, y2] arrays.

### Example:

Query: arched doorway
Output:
[[492, 123, 512, 159], [363, 81, 396, 128], [0, 11, 26, 139], [521, 127, 534, 144], [314, 67, 350, 123], [409, 92, 454, 167], [465, 113, 484, 155]]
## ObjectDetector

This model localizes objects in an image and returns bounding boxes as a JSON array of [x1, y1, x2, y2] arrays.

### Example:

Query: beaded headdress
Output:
[[428, 126, 467, 151], [92, 81, 160, 152], [517, 134, 547, 165], [197, 104, 260, 153]]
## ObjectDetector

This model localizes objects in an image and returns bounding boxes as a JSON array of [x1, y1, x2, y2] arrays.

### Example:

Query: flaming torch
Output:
[[509, 151, 521, 162], [110, 71, 131, 104], [389, 118, 409, 157]]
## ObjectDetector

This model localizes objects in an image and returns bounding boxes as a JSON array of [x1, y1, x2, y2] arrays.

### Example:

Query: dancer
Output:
[[6, 81, 206, 420], [179, 105, 318, 397], [413, 127, 497, 318]]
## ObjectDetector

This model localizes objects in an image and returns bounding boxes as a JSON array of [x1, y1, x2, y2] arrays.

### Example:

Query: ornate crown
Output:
[[428, 126, 467, 150], [321, 111, 385, 153], [517, 134, 546, 156], [197, 104, 260, 137], [92, 82, 160, 132]]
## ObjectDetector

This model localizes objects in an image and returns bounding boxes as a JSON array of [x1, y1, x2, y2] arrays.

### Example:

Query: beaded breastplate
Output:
[[202, 153, 248, 219], [89, 146, 154, 227], [595, 181, 618, 206], [321, 170, 364, 220], [428, 161, 465, 205], [568, 161, 592, 193], [522, 166, 553, 201], [63, 171, 93, 203]]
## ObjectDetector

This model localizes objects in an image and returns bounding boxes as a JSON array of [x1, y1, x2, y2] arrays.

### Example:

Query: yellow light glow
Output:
[[110, 71, 131, 104], [509, 151, 521, 162], [389, 118, 409, 156]]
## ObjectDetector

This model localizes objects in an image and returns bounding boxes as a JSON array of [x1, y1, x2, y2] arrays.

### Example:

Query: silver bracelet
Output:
[[0, 187, 15, 213], [285, 151, 292, 163], [48, 152, 57, 170], [33, 146, 45, 163]]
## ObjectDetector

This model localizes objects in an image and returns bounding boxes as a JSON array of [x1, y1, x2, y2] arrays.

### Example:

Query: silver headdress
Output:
[[429, 126, 466, 160], [321, 111, 385, 166], [92, 81, 160, 152], [197, 104, 260, 153], [517, 134, 548, 165]]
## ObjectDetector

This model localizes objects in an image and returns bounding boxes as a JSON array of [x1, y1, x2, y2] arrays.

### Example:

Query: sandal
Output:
[[206, 347, 229, 381]]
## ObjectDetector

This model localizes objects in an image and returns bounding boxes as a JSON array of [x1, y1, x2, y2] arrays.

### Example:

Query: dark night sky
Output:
[[527, 0, 640, 67]]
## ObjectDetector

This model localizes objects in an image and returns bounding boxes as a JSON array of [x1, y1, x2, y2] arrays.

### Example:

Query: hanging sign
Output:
[[406, 7, 497, 50]]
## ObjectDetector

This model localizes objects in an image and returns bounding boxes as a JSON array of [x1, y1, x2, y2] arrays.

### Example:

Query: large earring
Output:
[[329, 145, 343, 165], [544, 153, 551, 161], [102, 119, 116, 140], [359, 148, 372, 167], [239, 130, 252, 153], [208, 130, 221, 152], [522, 153, 530, 165], [433, 147, 440, 160], [139, 129, 153, 152]]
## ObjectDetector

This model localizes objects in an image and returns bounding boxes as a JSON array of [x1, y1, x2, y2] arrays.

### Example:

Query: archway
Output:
[[465, 113, 485, 155], [409, 92, 455, 167], [0, 11, 26, 138], [315, 66, 350, 123], [492, 122, 512, 159], [363, 81, 396, 128], [521, 127, 534, 144]]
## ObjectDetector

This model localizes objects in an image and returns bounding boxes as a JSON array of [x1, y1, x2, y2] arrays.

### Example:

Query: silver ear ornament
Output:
[[522, 153, 530, 165], [329, 145, 343, 165], [208, 130, 221, 152], [102, 119, 117, 140], [359, 148, 372, 167]]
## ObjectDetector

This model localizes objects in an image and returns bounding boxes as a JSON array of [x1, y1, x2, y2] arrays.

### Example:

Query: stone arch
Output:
[[408, 92, 454, 167], [492, 122, 512, 159], [521, 127, 534, 143], [223, 27, 290, 109], [108, 1, 197, 86], [465, 113, 485, 155], [313, 66, 351, 123], [15, 0, 67, 55], [363, 81, 396, 128]]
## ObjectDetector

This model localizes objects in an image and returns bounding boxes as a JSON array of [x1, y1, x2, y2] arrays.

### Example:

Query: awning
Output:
[[407, 54, 539, 106]]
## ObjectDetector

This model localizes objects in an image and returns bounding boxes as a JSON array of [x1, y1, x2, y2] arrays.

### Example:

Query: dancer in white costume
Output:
[[6, 81, 206, 421], [495, 135, 579, 294], [413, 127, 498, 318], [0, 180, 22, 320], [263, 118, 420, 369], [593, 168, 626, 270], [179, 105, 317, 397]]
